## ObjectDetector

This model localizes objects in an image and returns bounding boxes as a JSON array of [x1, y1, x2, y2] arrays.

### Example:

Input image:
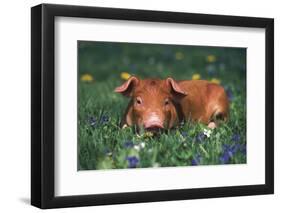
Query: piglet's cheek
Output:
[[168, 107, 178, 128]]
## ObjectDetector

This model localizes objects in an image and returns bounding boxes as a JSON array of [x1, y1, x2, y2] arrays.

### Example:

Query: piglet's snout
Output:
[[143, 113, 164, 131]]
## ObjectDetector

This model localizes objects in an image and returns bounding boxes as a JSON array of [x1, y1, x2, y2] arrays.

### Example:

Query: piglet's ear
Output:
[[114, 76, 139, 97], [166, 77, 187, 96]]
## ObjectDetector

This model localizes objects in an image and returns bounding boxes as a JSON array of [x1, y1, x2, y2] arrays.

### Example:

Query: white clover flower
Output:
[[203, 129, 212, 138], [134, 145, 141, 151], [140, 142, 145, 148]]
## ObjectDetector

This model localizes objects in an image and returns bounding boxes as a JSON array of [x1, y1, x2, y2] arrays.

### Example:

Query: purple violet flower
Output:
[[191, 154, 202, 166], [88, 116, 98, 127], [124, 140, 134, 148], [100, 115, 109, 124], [225, 88, 234, 101], [196, 132, 206, 143], [126, 156, 139, 168], [231, 133, 241, 142]]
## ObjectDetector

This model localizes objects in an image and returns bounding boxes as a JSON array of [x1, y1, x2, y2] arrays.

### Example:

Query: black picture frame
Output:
[[31, 3, 274, 209]]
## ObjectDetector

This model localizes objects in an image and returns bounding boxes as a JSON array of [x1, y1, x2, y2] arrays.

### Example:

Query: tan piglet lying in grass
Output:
[[114, 76, 229, 131]]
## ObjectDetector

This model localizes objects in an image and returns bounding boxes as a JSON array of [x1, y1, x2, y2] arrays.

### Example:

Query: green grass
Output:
[[78, 41, 246, 170]]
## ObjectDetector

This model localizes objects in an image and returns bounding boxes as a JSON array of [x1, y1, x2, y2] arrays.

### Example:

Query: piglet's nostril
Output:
[[145, 127, 163, 133], [144, 123, 164, 132]]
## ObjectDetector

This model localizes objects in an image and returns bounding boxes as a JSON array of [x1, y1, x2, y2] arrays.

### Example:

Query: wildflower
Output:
[[196, 132, 206, 143], [133, 142, 146, 151], [220, 151, 231, 164], [210, 78, 221, 84], [124, 140, 134, 148], [175, 52, 184, 60], [231, 134, 241, 142], [191, 154, 202, 166], [134, 145, 141, 151], [100, 115, 109, 124], [206, 55, 216, 63], [192, 73, 201, 80], [220, 144, 240, 164], [203, 129, 212, 138], [126, 156, 139, 168], [225, 87, 234, 101], [80, 73, 94, 82], [120, 72, 131, 80], [88, 116, 98, 127], [140, 142, 145, 149]]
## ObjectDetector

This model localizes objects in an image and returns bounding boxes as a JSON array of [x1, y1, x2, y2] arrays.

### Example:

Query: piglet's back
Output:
[[178, 80, 229, 124]]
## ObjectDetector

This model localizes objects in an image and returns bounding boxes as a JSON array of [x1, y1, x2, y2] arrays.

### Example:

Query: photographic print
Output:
[[31, 4, 273, 208], [78, 41, 246, 170]]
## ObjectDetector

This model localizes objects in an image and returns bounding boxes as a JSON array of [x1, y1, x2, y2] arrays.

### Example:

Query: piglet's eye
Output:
[[136, 97, 142, 105]]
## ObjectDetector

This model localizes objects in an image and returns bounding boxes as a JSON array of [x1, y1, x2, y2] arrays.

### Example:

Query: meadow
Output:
[[78, 41, 246, 170]]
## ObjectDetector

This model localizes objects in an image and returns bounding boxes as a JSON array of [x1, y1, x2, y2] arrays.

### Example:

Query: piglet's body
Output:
[[177, 80, 229, 124], [115, 77, 229, 131]]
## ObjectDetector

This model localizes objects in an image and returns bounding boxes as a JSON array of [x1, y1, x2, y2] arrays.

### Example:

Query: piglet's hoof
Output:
[[208, 122, 217, 129]]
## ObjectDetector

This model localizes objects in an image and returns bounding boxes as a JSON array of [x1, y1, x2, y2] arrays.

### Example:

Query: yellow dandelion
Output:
[[206, 55, 217, 63], [210, 78, 221, 84], [120, 72, 131, 80], [175, 52, 184, 60], [80, 73, 94, 82], [192, 73, 201, 80]]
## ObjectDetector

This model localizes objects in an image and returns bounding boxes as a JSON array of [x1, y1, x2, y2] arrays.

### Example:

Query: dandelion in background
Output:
[[120, 72, 131, 80], [192, 73, 201, 80], [126, 156, 139, 168], [175, 52, 184, 60], [206, 55, 217, 63], [210, 78, 221, 84], [80, 73, 94, 83]]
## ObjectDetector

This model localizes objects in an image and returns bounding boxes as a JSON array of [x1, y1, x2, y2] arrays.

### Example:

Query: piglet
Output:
[[114, 76, 229, 131]]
